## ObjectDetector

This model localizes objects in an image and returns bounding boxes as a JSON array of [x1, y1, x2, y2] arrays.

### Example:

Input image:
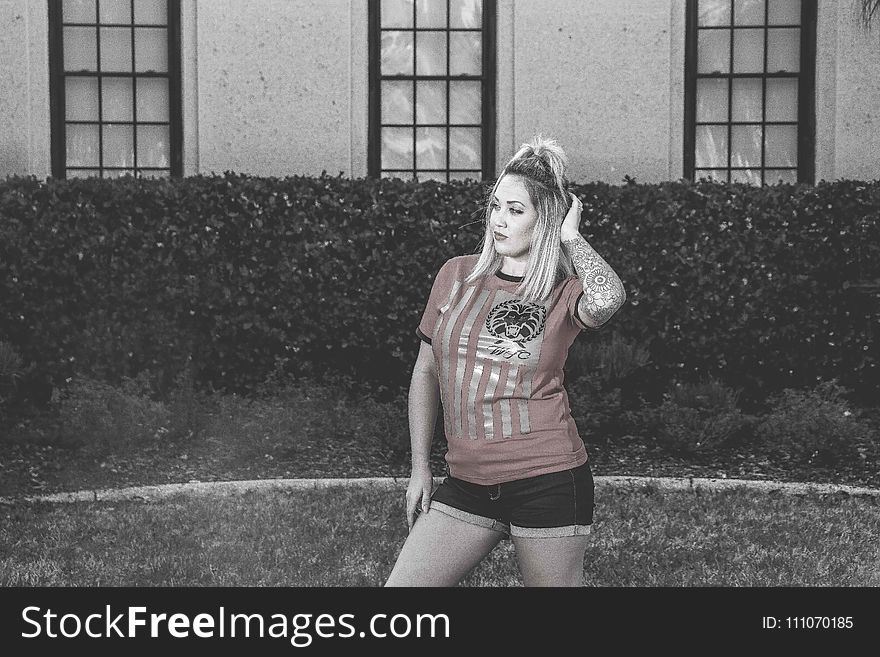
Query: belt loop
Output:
[[489, 483, 501, 501]]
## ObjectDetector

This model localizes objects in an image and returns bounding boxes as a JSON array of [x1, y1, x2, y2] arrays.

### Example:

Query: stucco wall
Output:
[[0, 0, 49, 178], [195, 0, 357, 177], [511, 0, 678, 184], [828, 2, 880, 181]]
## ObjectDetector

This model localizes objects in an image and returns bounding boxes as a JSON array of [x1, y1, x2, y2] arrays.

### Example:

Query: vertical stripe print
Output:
[[457, 289, 492, 438], [482, 361, 504, 439], [434, 280, 462, 414], [499, 362, 518, 438], [439, 285, 476, 436]]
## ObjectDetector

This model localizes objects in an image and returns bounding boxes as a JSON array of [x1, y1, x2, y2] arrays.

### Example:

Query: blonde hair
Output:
[[465, 134, 576, 303]]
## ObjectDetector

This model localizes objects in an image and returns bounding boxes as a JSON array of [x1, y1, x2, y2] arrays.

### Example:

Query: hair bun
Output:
[[510, 134, 569, 197]]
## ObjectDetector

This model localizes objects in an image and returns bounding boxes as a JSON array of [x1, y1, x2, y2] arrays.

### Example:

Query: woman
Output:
[[385, 135, 626, 587]]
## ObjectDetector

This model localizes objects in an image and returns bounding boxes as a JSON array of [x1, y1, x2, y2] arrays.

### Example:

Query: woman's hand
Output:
[[560, 192, 583, 242], [404, 466, 434, 532]]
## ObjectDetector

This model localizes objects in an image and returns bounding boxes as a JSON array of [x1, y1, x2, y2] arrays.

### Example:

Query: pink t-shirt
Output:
[[417, 254, 603, 485]]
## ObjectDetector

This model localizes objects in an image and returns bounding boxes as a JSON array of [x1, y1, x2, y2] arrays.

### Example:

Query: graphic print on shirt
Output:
[[433, 285, 546, 441]]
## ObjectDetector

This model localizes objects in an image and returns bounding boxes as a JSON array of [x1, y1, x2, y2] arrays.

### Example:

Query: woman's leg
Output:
[[511, 535, 591, 587], [384, 509, 506, 586]]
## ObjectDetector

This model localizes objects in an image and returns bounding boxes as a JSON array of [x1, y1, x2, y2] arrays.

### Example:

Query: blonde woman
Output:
[[385, 135, 626, 587]]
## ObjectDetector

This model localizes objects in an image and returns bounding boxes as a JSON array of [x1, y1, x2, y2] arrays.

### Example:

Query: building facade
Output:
[[1, 0, 879, 184]]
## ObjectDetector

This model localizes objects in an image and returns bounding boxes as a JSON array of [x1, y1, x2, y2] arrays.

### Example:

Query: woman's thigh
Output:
[[511, 534, 592, 587], [384, 508, 506, 587]]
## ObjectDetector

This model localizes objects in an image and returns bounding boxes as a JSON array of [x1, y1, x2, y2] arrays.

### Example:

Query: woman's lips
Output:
[[493, 232, 508, 240]]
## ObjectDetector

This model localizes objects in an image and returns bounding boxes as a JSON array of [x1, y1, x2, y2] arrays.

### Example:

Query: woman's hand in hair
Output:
[[560, 192, 583, 242]]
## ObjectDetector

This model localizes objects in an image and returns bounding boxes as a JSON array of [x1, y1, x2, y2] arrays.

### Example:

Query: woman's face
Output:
[[490, 175, 538, 260]]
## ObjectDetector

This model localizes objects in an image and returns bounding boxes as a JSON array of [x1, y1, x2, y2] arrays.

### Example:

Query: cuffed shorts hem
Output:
[[509, 523, 592, 538], [429, 501, 511, 536]]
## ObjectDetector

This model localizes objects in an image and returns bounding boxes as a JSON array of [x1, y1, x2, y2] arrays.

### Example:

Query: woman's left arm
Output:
[[560, 193, 626, 329]]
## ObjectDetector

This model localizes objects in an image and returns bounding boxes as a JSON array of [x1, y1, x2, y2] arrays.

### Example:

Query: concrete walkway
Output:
[[2, 474, 879, 504]]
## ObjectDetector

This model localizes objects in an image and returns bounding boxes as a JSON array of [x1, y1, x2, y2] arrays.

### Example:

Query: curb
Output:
[[2, 475, 879, 505]]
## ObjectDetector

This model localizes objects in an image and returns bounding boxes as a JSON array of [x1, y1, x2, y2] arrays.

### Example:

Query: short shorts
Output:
[[428, 460, 595, 539]]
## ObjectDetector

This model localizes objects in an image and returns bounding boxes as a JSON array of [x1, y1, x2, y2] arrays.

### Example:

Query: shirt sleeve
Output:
[[561, 276, 606, 332], [416, 259, 456, 345]]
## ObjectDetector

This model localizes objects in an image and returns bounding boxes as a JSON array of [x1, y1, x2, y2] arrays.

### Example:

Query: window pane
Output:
[[63, 27, 97, 71], [733, 0, 765, 25], [136, 77, 170, 122], [64, 0, 96, 23], [415, 31, 447, 75], [137, 125, 170, 167], [101, 77, 133, 121], [698, 0, 731, 26], [768, 0, 801, 25], [450, 127, 480, 169], [694, 169, 728, 182], [134, 0, 168, 25], [100, 26, 132, 72], [450, 0, 481, 28], [767, 28, 800, 72], [695, 125, 728, 168], [66, 123, 100, 167], [65, 77, 99, 121], [417, 171, 447, 183], [731, 124, 763, 168], [103, 124, 134, 167], [67, 168, 101, 178], [382, 127, 414, 169], [416, 127, 446, 168], [135, 27, 168, 72], [764, 124, 797, 167], [381, 31, 414, 75], [765, 78, 798, 122], [381, 170, 414, 180], [450, 32, 481, 76], [764, 169, 797, 184], [416, 0, 446, 28], [449, 80, 480, 124], [99, 0, 131, 24], [733, 28, 764, 73], [416, 80, 446, 124], [382, 80, 413, 124], [381, 0, 414, 28], [731, 77, 762, 122], [698, 29, 730, 74], [731, 169, 761, 184], [696, 78, 728, 122], [102, 168, 134, 178], [449, 170, 480, 181]]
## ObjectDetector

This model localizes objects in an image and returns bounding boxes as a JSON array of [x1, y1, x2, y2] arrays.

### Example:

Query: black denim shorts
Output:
[[428, 461, 595, 539]]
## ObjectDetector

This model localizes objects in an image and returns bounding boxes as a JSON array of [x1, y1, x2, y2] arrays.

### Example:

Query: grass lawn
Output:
[[1, 377, 879, 587], [2, 483, 879, 587]]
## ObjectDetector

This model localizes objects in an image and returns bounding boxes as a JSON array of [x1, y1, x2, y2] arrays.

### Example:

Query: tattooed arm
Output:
[[560, 194, 626, 329]]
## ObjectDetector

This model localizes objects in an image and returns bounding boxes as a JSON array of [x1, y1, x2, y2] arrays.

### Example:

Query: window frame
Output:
[[683, 0, 817, 184], [48, 0, 183, 179], [367, 0, 496, 181]]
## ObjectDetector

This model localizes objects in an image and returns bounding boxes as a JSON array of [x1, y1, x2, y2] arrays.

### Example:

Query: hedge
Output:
[[1, 173, 878, 405]]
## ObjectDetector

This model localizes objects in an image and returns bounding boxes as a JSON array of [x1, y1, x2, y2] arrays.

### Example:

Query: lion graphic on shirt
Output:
[[485, 300, 547, 346]]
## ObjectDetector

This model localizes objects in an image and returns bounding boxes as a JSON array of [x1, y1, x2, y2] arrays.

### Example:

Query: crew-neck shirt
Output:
[[416, 254, 603, 485]]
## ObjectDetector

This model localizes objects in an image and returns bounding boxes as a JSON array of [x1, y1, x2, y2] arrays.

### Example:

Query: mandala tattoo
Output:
[[562, 233, 626, 327]]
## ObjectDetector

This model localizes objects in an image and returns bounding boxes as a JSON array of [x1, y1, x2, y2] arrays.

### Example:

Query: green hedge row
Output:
[[1, 173, 878, 404]]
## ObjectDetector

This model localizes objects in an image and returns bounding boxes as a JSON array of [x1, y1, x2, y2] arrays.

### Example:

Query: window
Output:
[[49, 0, 182, 178], [684, 0, 816, 184], [368, 0, 496, 182]]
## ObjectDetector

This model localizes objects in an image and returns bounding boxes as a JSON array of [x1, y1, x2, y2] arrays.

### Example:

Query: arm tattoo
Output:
[[561, 233, 626, 327]]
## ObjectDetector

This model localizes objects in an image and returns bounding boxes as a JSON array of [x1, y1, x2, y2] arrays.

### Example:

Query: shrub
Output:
[[754, 379, 877, 467], [653, 377, 751, 456], [2, 174, 878, 400], [52, 375, 169, 448]]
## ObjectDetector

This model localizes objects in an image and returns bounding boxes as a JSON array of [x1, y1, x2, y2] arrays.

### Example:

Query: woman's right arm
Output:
[[405, 340, 441, 531]]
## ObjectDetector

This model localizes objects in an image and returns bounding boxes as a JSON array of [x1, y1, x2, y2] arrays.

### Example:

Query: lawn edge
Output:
[[2, 475, 879, 505]]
